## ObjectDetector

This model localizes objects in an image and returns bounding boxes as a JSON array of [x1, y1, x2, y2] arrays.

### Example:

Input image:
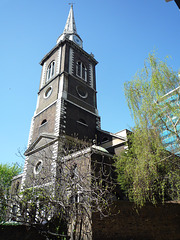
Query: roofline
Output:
[[62, 146, 113, 162], [39, 38, 98, 66], [98, 128, 127, 141], [24, 134, 59, 156], [12, 173, 24, 181]]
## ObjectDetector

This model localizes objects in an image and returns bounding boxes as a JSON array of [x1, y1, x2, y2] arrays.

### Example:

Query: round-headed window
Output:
[[79, 118, 86, 124], [102, 137, 108, 143], [16, 181, 20, 191], [76, 86, 88, 99], [46, 61, 55, 82], [44, 87, 52, 98], [41, 119, 47, 125], [34, 160, 43, 174]]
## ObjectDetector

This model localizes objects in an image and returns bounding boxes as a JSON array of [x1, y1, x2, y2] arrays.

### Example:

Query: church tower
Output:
[[21, 5, 100, 188]]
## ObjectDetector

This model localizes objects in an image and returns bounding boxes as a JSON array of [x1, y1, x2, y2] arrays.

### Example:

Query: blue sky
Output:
[[0, 0, 179, 166]]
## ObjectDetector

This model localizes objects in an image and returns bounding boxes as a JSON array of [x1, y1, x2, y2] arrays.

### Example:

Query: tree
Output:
[[115, 53, 180, 207], [0, 163, 22, 223], [6, 138, 115, 240]]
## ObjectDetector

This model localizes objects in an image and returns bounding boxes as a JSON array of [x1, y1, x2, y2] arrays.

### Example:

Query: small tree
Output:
[[115, 53, 180, 207], [0, 163, 22, 223], [7, 138, 115, 240]]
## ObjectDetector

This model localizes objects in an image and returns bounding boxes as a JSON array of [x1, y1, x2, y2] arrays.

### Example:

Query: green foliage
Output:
[[115, 53, 180, 207], [0, 163, 21, 189], [0, 163, 22, 223], [115, 128, 180, 206], [125, 53, 179, 126], [19, 187, 54, 225]]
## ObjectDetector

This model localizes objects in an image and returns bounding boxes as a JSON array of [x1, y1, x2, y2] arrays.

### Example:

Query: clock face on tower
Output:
[[73, 35, 81, 46]]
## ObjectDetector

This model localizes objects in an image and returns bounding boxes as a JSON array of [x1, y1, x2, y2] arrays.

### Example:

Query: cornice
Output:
[[39, 39, 98, 66], [38, 71, 97, 94], [67, 39, 98, 65]]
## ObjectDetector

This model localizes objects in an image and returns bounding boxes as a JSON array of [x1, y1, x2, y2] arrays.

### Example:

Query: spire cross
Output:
[[68, 2, 75, 6]]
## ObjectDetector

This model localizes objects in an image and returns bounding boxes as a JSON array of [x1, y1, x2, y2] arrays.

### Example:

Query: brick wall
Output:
[[92, 201, 180, 240], [1, 201, 179, 240]]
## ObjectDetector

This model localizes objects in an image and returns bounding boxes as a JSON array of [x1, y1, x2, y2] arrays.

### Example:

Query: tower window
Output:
[[76, 61, 87, 81], [77, 61, 81, 76], [82, 64, 86, 80], [16, 181, 20, 191], [77, 118, 88, 126], [79, 118, 86, 124], [44, 87, 52, 98], [76, 85, 88, 99], [102, 137, 108, 143], [12, 205, 18, 216], [46, 61, 55, 82], [41, 119, 47, 125], [34, 160, 43, 174]]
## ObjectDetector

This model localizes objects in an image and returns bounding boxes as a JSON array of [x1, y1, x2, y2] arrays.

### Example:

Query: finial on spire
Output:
[[68, 2, 75, 6]]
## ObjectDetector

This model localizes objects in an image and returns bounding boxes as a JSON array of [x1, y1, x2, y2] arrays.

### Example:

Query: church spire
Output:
[[57, 4, 83, 48], [63, 4, 77, 34]]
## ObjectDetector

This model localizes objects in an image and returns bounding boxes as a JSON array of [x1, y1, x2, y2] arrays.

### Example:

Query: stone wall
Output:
[[92, 201, 180, 240]]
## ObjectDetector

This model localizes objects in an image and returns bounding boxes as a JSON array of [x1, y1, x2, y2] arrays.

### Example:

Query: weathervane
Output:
[[68, 2, 75, 6]]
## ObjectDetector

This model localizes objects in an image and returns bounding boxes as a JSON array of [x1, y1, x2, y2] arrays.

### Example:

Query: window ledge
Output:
[[77, 121, 88, 127]]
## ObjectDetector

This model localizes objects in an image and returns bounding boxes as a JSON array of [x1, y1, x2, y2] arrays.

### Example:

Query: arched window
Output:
[[76, 61, 87, 81], [34, 160, 43, 174], [82, 64, 86, 80], [41, 119, 47, 125], [46, 61, 55, 82], [12, 205, 18, 216], [78, 118, 86, 125], [102, 137, 108, 143], [16, 181, 20, 191], [77, 61, 81, 76], [77, 118, 88, 127]]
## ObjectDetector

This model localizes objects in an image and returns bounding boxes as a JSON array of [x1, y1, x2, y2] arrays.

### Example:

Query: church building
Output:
[[10, 5, 128, 239], [18, 4, 128, 190]]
